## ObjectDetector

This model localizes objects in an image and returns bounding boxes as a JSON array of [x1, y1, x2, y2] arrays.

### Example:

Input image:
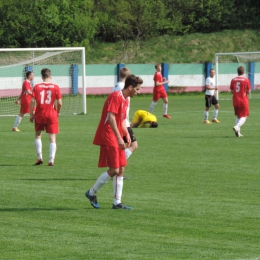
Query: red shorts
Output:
[[153, 87, 167, 102], [20, 104, 30, 114], [234, 106, 249, 117], [98, 145, 126, 168], [35, 121, 59, 134]]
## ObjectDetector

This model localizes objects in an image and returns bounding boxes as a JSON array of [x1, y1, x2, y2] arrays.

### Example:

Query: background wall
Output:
[[1, 63, 260, 97]]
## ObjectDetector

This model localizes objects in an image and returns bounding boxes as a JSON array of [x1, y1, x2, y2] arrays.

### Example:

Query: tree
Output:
[[0, 0, 98, 48]]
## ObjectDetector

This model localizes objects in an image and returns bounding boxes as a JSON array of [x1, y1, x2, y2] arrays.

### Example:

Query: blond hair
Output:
[[119, 67, 131, 79]]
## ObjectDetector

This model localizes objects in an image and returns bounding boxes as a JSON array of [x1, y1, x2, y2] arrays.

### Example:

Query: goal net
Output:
[[0, 47, 86, 116], [215, 51, 260, 100]]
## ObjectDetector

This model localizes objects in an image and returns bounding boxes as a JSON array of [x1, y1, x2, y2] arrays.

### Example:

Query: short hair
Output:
[[41, 68, 51, 79], [150, 122, 158, 128], [119, 67, 131, 79], [155, 63, 161, 69], [210, 68, 215, 72], [124, 74, 143, 89], [237, 66, 244, 75], [26, 71, 33, 78]]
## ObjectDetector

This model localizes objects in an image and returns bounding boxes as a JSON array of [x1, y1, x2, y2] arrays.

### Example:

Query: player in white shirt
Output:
[[203, 69, 220, 124], [112, 67, 138, 180]]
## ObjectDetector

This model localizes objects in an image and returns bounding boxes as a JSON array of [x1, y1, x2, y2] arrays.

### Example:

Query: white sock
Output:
[[125, 148, 132, 160], [235, 118, 239, 125], [35, 139, 42, 160], [149, 101, 157, 113], [113, 175, 124, 205], [213, 109, 218, 119], [13, 116, 22, 128], [49, 143, 56, 163], [163, 103, 168, 115], [89, 172, 111, 195], [237, 117, 247, 127], [204, 111, 209, 121]]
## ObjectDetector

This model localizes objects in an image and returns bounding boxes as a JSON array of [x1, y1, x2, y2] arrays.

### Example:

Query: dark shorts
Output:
[[123, 127, 137, 143], [205, 95, 218, 108]]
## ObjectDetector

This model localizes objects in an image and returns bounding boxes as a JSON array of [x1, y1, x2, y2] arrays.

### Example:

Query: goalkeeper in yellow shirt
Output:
[[130, 110, 158, 128]]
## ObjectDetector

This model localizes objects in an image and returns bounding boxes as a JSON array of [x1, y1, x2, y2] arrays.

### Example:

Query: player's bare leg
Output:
[[112, 167, 132, 210], [204, 107, 211, 124], [12, 113, 25, 132], [34, 130, 43, 165], [162, 97, 171, 119], [86, 168, 117, 209], [212, 103, 220, 123], [149, 101, 157, 113], [48, 134, 56, 166]]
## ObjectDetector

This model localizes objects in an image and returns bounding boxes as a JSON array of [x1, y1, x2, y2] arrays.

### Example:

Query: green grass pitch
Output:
[[0, 93, 260, 260]]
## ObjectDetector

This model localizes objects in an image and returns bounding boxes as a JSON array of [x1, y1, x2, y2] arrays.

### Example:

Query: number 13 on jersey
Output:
[[40, 90, 52, 104]]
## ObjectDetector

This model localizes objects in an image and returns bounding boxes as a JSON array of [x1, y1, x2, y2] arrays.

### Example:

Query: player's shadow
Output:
[[19, 178, 97, 181], [0, 164, 19, 166], [0, 207, 77, 212]]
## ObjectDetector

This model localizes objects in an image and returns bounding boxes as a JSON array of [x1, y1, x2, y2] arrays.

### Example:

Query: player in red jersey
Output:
[[149, 63, 171, 119], [30, 68, 62, 166], [230, 66, 251, 137], [85, 74, 143, 210], [12, 71, 34, 132]]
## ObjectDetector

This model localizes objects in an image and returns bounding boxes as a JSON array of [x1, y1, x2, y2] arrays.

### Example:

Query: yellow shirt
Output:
[[132, 110, 157, 127]]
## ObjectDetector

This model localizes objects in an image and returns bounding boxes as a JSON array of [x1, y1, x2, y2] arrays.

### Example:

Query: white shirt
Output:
[[111, 82, 130, 127], [205, 76, 215, 96]]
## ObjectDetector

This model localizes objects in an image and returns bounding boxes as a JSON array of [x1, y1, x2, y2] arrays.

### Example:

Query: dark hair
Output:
[[150, 122, 158, 128], [25, 71, 33, 78], [41, 68, 51, 79], [124, 74, 143, 89], [210, 68, 215, 72], [237, 66, 244, 75]]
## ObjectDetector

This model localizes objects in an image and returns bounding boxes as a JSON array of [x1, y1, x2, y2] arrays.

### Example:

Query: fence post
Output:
[[161, 63, 169, 92], [71, 64, 78, 94], [117, 63, 125, 82], [248, 62, 255, 91]]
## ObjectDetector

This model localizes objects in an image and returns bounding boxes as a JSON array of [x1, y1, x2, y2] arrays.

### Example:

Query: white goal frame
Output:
[[215, 51, 260, 100], [0, 47, 87, 114]]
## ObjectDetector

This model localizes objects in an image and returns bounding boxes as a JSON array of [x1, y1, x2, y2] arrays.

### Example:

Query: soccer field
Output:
[[0, 94, 260, 260]]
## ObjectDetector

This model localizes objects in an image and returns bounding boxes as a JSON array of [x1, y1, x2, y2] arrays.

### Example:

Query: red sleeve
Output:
[[246, 79, 251, 91], [32, 85, 37, 98], [24, 81, 31, 91], [154, 72, 159, 82], [56, 85, 62, 99], [107, 95, 120, 115], [230, 79, 234, 90]]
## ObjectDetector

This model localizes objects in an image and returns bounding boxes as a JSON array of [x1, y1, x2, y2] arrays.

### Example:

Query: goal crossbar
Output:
[[0, 47, 87, 115], [215, 51, 260, 99]]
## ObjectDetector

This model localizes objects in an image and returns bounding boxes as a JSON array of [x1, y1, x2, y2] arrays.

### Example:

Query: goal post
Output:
[[0, 47, 87, 116], [215, 51, 260, 100]]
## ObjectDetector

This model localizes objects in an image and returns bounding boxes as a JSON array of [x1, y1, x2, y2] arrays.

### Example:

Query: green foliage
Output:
[[0, 0, 260, 53], [87, 29, 260, 64], [0, 0, 97, 48], [94, 0, 167, 42]]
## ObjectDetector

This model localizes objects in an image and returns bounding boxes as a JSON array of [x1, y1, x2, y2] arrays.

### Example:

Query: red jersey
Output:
[[20, 79, 32, 105], [32, 82, 62, 124], [230, 76, 251, 107], [93, 91, 128, 147], [153, 72, 164, 91]]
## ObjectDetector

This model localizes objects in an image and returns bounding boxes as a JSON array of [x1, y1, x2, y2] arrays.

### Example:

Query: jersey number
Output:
[[40, 90, 52, 104], [236, 82, 240, 92]]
